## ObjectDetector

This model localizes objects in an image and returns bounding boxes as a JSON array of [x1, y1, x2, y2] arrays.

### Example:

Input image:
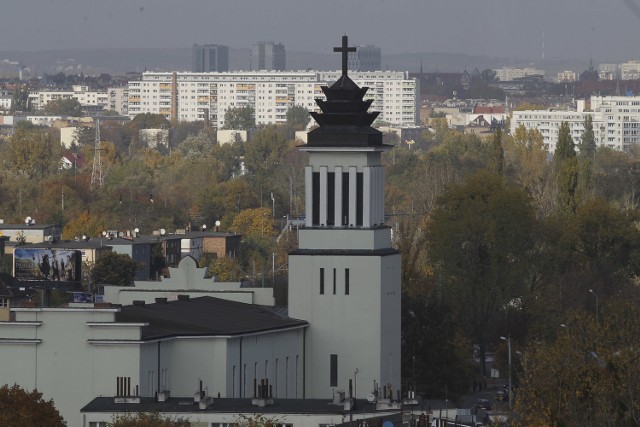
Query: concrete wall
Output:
[[0, 308, 143, 427]]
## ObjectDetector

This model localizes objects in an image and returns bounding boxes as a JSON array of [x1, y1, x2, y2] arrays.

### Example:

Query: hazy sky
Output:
[[3, 0, 640, 61]]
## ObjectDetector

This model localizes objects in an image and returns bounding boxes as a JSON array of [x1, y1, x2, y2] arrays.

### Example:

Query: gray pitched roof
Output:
[[116, 296, 307, 340]]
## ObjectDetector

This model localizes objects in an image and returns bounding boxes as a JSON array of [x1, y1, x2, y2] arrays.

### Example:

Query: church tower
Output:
[[288, 36, 401, 400]]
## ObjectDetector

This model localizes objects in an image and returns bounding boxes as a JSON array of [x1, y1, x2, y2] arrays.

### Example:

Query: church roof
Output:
[[116, 296, 307, 340]]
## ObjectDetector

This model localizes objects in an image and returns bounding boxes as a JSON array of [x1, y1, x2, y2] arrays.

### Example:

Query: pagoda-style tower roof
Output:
[[306, 36, 384, 148]]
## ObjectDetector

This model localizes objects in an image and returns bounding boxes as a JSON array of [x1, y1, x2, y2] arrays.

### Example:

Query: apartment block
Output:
[[511, 95, 640, 152], [127, 70, 419, 127]]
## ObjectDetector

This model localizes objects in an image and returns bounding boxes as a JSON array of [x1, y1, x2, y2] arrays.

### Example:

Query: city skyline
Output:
[[2, 0, 640, 62]]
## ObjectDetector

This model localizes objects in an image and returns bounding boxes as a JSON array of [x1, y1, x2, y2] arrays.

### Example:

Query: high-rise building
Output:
[[251, 42, 286, 71], [192, 44, 229, 72], [348, 45, 381, 72]]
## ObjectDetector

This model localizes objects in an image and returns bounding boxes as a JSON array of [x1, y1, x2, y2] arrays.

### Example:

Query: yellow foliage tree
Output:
[[231, 207, 277, 237]]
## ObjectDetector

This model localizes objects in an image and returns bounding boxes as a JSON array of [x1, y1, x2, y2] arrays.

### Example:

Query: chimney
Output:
[[252, 378, 274, 407], [177, 294, 190, 301], [155, 297, 168, 304], [132, 300, 146, 306]]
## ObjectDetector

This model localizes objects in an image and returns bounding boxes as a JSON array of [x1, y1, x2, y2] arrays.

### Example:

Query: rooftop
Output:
[[115, 296, 307, 340]]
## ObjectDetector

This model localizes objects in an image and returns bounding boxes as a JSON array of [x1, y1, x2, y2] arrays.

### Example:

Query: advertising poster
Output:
[[14, 248, 81, 282]]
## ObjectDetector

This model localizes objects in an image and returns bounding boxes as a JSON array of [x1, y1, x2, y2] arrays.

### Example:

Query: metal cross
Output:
[[334, 35, 356, 76]]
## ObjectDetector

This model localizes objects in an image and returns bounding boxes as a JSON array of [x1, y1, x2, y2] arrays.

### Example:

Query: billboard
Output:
[[14, 248, 81, 282]]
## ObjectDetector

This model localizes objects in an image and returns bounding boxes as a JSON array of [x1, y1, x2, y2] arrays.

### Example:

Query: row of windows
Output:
[[319, 268, 350, 295]]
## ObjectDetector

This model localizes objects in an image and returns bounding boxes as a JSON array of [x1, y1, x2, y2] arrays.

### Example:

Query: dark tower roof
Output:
[[306, 36, 383, 148]]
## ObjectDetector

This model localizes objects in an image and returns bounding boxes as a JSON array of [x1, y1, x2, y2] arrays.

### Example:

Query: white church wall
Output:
[[298, 228, 392, 251], [0, 308, 143, 427]]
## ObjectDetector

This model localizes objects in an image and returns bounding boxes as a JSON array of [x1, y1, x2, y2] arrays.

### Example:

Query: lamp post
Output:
[[500, 335, 512, 409], [589, 289, 599, 325]]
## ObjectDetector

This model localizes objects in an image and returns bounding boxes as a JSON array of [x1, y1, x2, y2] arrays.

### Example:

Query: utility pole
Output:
[[90, 119, 104, 189]]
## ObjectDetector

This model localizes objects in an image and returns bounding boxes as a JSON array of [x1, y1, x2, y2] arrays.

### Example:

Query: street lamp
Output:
[[589, 289, 599, 325], [500, 335, 512, 409]]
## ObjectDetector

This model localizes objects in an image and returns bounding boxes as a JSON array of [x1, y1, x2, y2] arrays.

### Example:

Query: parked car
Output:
[[476, 398, 492, 410]]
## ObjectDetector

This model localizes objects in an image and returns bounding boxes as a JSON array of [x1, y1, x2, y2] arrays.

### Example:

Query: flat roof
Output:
[[82, 396, 386, 415]]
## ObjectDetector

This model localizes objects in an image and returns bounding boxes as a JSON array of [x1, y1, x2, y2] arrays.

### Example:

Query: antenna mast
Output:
[[90, 119, 104, 189]]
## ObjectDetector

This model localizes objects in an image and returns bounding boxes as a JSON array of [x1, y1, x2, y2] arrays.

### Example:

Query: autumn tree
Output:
[[62, 211, 107, 240], [109, 412, 189, 427], [223, 105, 255, 130], [43, 98, 84, 116], [3, 125, 63, 179], [426, 170, 535, 375], [231, 207, 277, 237], [243, 125, 289, 180], [578, 114, 597, 197], [515, 299, 640, 427], [208, 256, 245, 282], [555, 121, 579, 216], [0, 384, 65, 427], [90, 251, 138, 288], [488, 127, 504, 175]]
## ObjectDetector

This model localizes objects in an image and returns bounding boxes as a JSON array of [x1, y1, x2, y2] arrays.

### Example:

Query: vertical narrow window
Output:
[[312, 172, 320, 226], [320, 268, 325, 294], [243, 364, 247, 397], [295, 355, 299, 398], [333, 268, 337, 294], [330, 354, 338, 387], [285, 357, 289, 398], [275, 359, 278, 398], [356, 172, 364, 226], [342, 172, 350, 225], [345, 268, 350, 295], [327, 172, 335, 225], [232, 365, 236, 397], [265, 360, 268, 380]]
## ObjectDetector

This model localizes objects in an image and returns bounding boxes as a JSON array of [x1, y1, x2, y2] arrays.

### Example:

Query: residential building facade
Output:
[[127, 70, 419, 127], [494, 67, 545, 82], [28, 85, 108, 111], [510, 95, 640, 152]]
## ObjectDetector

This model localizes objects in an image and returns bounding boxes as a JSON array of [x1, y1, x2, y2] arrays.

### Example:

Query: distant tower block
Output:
[[90, 119, 104, 189]]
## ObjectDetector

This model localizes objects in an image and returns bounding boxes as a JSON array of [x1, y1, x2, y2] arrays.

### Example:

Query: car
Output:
[[476, 398, 492, 410]]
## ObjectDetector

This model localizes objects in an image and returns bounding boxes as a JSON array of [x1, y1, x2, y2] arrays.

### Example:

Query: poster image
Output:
[[14, 248, 80, 282]]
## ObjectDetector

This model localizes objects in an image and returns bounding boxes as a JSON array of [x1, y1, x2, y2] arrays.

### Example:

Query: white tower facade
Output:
[[288, 36, 401, 400]]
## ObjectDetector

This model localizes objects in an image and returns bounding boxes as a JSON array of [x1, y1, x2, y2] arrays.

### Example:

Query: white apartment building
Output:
[[599, 63, 619, 80], [108, 87, 128, 115], [511, 95, 640, 152], [620, 61, 640, 80], [28, 85, 108, 111], [127, 71, 419, 127], [557, 70, 577, 83], [0, 95, 11, 112], [494, 67, 545, 82]]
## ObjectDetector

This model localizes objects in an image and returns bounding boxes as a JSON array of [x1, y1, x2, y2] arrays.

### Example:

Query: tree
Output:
[[578, 115, 597, 197], [243, 126, 289, 180], [515, 299, 640, 427], [109, 412, 188, 427], [286, 105, 311, 131], [4, 126, 63, 179], [555, 121, 579, 216], [223, 106, 255, 130], [10, 84, 29, 112], [0, 384, 65, 427], [43, 98, 84, 116], [488, 127, 504, 175], [131, 113, 170, 129], [90, 251, 138, 287], [231, 207, 277, 237], [426, 170, 535, 376], [208, 256, 245, 281]]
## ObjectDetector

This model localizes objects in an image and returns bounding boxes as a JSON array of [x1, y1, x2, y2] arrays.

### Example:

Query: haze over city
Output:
[[3, 0, 640, 62]]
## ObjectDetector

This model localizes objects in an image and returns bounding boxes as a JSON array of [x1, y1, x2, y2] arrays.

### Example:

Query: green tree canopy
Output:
[[43, 98, 84, 116], [426, 170, 535, 375], [223, 106, 255, 130], [90, 251, 138, 287], [131, 113, 170, 129], [243, 125, 289, 180], [286, 105, 311, 131], [0, 384, 65, 427]]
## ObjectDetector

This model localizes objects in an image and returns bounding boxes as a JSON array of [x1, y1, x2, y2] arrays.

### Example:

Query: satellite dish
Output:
[[367, 393, 376, 403], [160, 228, 166, 235], [215, 220, 221, 227], [118, 231, 124, 238], [25, 216, 32, 224], [202, 224, 207, 230], [82, 235, 86, 241], [102, 231, 107, 236], [134, 228, 140, 233]]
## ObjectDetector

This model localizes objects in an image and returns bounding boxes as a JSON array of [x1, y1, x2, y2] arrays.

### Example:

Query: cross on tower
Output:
[[334, 35, 356, 76]]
